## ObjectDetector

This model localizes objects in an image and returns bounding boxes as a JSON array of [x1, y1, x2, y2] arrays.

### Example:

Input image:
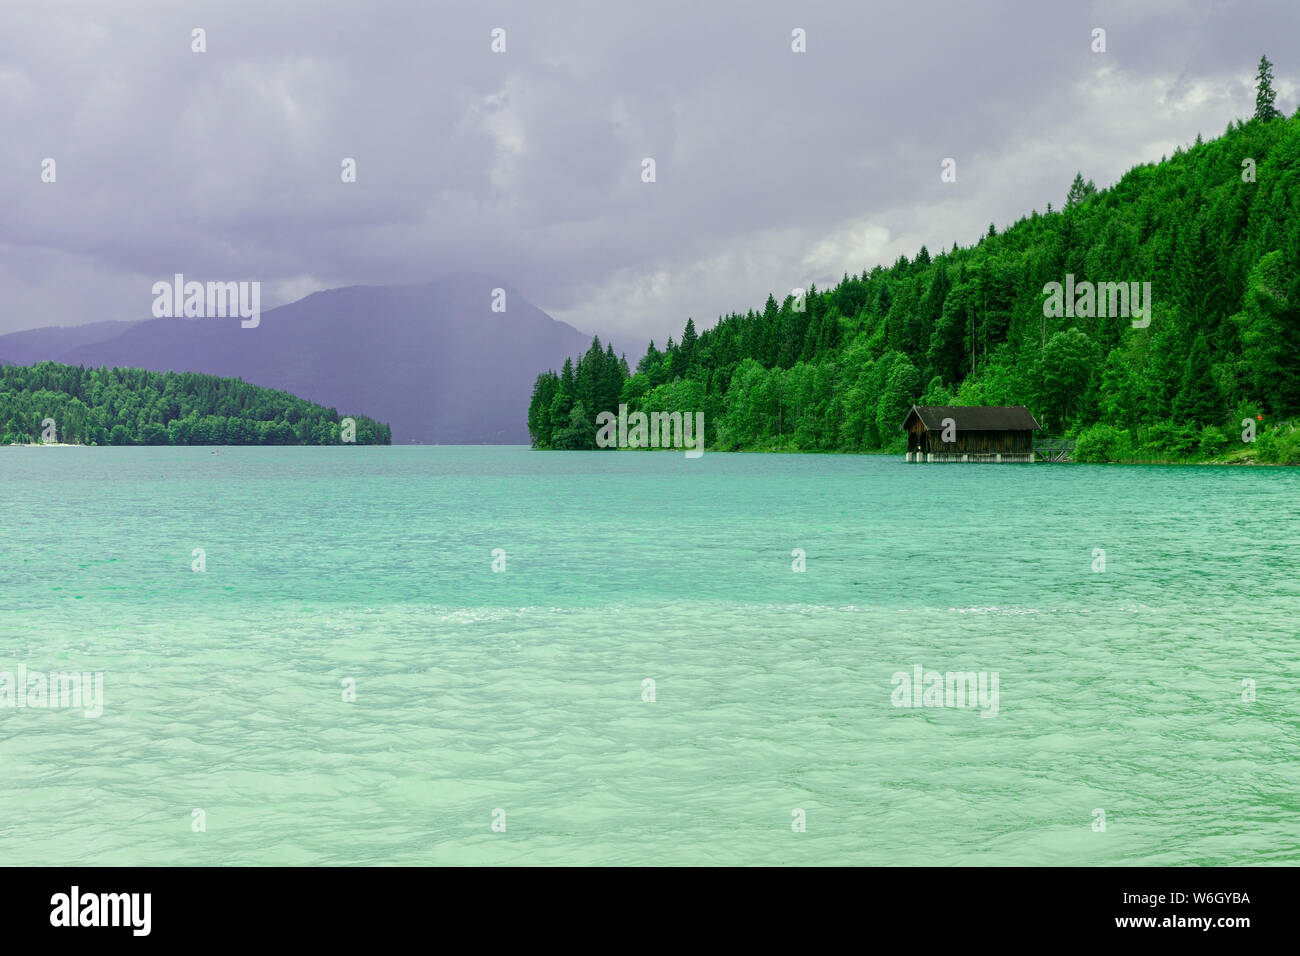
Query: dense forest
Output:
[[529, 58, 1300, 464], [0, 362, 391, 445]]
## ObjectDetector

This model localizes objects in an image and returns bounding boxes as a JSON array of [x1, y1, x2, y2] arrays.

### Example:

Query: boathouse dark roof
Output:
[[903, 405, 1041, 431]]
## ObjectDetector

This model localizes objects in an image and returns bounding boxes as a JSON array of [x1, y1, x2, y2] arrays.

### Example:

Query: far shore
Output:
[[3, 441, 1292, 465]]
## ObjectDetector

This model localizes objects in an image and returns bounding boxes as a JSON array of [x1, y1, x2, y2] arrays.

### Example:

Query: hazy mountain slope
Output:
[[0, 320, 141, 367], [2, 274, 590, 443]]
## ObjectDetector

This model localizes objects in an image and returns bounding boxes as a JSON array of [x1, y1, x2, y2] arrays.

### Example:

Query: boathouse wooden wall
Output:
[[906, 425, 1035, 455]]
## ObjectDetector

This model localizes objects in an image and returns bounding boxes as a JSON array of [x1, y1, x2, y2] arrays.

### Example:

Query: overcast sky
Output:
[[1, 0, 1295, 352]]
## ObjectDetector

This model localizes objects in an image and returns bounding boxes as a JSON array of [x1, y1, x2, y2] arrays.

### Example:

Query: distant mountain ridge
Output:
[[0, 320, 142, 366], [0, 274, 591, 443]]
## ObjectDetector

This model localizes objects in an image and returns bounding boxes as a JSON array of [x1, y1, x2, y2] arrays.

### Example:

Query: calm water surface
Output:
[[1, 446, 1296, 864]]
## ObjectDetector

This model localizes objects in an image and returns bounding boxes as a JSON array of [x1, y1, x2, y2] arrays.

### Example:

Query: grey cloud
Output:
[[1, 0, 1296, 349]]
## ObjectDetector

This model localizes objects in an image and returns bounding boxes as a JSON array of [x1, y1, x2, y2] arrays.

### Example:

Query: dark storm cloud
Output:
[[1, 0, 1295, 348]]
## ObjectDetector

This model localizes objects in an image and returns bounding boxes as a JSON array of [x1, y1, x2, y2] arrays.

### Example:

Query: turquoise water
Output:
[[1, 446, 1296, 865]]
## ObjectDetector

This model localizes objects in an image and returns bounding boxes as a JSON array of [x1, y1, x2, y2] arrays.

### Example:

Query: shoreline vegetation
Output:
[[528, 67, 1300, 467], [566, 440, 1296, 465], [3, 439, 1290, 465], [0, 362, 391, 445]]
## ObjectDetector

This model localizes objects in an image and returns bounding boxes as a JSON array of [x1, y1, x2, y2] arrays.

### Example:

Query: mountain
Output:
[[0, 274, 590, 443], [529, 111, 1300, 464], [0, 320, 142, 366]]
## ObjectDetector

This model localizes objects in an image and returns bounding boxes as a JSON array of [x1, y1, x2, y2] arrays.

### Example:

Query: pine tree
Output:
[[575, 336, 605, 426], [551, 402, 596, 450], [527, 371, 559, 447], [1235, 250, 1300, 413], [601, 343, 624, 412], [1066, 172, 1097, 208], [760, 294, 780, 365], [549, 357, 577, 436], [559, 357, 575, 399], [1254, 55, 1281, 121], [1172, 333, 1223, 424], [680, 317, 698, 369], [636, 341, 662, 376]]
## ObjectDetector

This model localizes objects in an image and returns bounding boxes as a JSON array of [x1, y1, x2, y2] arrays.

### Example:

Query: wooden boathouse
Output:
[[903, 405, 1041, 463]]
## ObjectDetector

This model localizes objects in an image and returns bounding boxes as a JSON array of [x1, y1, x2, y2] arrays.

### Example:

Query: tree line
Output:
[[0, 362, 391, 445], [529, 57, 1300, 464]]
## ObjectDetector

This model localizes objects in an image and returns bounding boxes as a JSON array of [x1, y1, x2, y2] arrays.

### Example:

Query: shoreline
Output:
[[5, 442, 1292, 465], [535, 446, 1295, 466]]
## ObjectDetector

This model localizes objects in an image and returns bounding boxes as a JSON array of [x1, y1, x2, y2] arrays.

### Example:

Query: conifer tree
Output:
[[1254, 55, 1281, 121], [636, 341, 662, 375], [680, 317, 698, 369], [1065, 172, 1097, 208], [1172, 333, 1223, 424]]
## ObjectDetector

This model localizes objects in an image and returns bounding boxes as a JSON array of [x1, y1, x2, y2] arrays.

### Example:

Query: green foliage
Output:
[[1172, 333, 1225, 425], [1233, 251, 1300, 412], [1065, 172, 1098, 208], [528, 97, 1300, 463], [528, 336, 629, 449], [1251, 419, 1300, 463], [1136, 422, 1202, 460], [0, 362, 390, 445], [1197, 424, 1230, 459], [1255, 55, 1282, 122], [1073, 423, 1134, 463], [1039, 327, 1097, 432], [550, 402, 597, 450], [875, 356, 920, 452]]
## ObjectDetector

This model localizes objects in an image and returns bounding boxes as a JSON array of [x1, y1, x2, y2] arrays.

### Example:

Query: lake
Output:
[[1, 446, 1296, 864]]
